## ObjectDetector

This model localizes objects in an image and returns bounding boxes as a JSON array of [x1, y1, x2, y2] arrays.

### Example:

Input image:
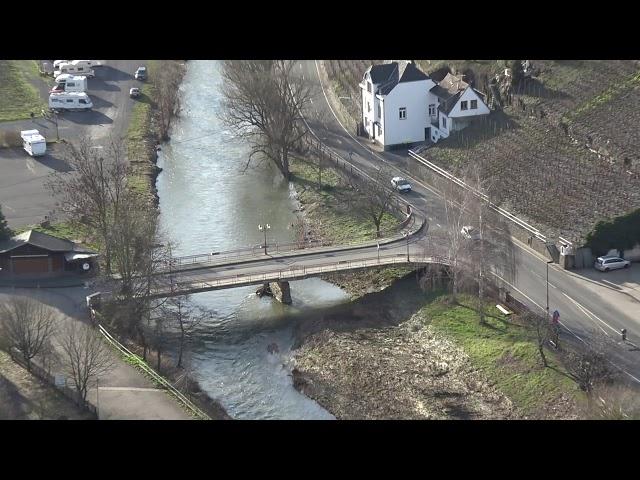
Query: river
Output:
[[156, 60, 349, 419]]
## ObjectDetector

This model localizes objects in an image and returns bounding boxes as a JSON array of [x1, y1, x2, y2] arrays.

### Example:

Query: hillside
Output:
[[324, 60, 640, 243]]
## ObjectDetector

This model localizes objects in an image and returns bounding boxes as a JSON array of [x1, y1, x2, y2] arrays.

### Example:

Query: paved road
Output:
[[0, 60, 145, 228], [297, 60, 640, 385]]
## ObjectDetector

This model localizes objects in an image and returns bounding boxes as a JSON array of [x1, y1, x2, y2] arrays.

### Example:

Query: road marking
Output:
[[601, 279, 621, 289], [98, 387, 163, 392], [549, 283, 558, 290], [561, 292, 618, 335]]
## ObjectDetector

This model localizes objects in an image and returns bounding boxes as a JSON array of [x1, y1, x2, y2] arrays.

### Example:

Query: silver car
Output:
[[594, 255, 631, 272]]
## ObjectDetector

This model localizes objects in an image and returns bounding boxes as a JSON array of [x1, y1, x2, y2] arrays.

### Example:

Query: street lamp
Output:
[[258, 223, 271, 255], [546, 260, 554, 318], [403, 230, 410, 262]]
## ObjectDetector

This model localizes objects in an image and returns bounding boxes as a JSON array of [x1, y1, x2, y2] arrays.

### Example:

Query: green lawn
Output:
[[0, 60, 46, 122], [420, 293, 583, 416], [126, 61, 159, 196], [14, 221, 99, 251], [290, 158, 399, 245]]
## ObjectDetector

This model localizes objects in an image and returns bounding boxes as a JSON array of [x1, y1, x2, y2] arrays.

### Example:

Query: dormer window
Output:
[[367, 82, 372, 93]]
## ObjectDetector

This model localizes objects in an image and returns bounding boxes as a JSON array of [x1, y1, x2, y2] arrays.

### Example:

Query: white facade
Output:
[[447, 87, 490, 119], [360, 63, 490, 149], [381, 79, 435, 147]]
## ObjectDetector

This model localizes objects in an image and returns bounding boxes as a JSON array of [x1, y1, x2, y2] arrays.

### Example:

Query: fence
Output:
[[406, 149, 555, 259], [156, 252, 451, 298], [95, 322, 210, 420], [9, 347, 98, 418]]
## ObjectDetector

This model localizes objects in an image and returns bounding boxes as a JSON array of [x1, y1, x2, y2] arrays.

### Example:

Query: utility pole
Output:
[[546, 260, 554, 317], [54, 111, 59, 141], [403, 230, 410, 262]]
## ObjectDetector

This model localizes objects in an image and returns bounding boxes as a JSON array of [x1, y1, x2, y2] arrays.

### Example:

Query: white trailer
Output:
[[53, 60, 70, 69], [69, 60, 101, 68], [54, 74, 88, 92], [54, 63, 95, 78], [21, 130, 47, 156], [49, 92, 93, 111]]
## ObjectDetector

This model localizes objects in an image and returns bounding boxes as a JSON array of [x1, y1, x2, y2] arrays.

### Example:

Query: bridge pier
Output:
[[269, 281, 292, 305]]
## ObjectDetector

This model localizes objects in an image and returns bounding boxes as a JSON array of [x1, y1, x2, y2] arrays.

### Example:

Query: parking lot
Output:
[[0, 60, 144, 228]]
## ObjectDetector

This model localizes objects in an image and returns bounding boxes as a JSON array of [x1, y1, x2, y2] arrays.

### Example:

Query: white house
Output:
[[360, 62, 490, 150]]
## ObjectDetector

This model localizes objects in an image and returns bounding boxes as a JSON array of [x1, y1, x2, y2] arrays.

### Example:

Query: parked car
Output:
[[391, 176, 412, 192], [594, 256, 630, 272], [461, 226, 481, 241], [129, 87, 141, 98], [134, 66, 147, 80]]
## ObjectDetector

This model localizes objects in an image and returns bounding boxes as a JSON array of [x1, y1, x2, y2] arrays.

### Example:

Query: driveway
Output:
[[0, 60, 145, 229]]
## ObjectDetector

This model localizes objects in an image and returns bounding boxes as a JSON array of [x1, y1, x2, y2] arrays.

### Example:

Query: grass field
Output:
[[420, 293, 583, 417], [290, 157, 399, 244], [0, 60, 46, 122]]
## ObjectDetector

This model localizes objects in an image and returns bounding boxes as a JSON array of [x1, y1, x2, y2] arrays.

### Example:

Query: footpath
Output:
[[0, 286, 192, 420]]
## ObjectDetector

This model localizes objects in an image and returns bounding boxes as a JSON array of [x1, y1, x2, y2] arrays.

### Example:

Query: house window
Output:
[[378, 105, 381, 118], [378, 125, 382, 136], [367, 82, 372, 93], [429, 104, 436, 116], [442, 117, 447, 128], [471, 100, 478, 109], [367, 101, 371, 113], [460, 101, 468, 111], [399, 107, 407, 120]]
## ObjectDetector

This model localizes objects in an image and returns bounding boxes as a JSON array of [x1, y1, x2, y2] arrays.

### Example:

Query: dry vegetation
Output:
[[325, 60, 640, 243]]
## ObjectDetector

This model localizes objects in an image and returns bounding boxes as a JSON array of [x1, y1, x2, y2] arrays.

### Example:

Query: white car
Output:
[[594, 256, 630, 272], [391, 177, 412, 192], [461, 226, 481, 241]]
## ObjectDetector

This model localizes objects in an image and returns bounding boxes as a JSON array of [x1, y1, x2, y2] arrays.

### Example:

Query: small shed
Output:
[[0, 230, 99, 276]]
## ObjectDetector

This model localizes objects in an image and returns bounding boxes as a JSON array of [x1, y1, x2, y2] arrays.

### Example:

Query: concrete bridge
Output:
[[147, 211, 450, 301]]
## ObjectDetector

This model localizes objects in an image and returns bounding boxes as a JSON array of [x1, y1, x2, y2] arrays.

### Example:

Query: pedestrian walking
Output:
[[30, 111, 35, 122]]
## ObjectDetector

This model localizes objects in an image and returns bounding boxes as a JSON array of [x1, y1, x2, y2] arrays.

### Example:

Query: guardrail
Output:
[[154, 252, 450, 298], [407, 149, 548, 243], [96, 323, 210, 420]]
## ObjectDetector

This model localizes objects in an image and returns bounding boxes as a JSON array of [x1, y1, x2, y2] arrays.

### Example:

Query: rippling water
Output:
[[156, 61, 348, 419]]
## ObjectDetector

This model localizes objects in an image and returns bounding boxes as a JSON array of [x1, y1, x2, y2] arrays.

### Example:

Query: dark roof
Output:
[[368, 61, 430, 96], [398, 62, 430, 83], [367, 63, 398, 84], [0, 230, 96, 254]]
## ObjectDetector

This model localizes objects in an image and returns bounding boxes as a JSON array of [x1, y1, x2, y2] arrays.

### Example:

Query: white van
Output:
[[21, 130, 47, 156], [54, 62, 95, 78], [49, 92, 93, 111], [53, 60, 70, 69], [53, 74, 88, 92]]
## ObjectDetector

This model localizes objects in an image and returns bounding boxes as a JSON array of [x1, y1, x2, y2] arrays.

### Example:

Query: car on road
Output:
[[461, 225, 481, 241], [391, 176, 412, 193], [129, 87, 141, 98], [594, 255, 630, 272], [134, 66, 147, 81]]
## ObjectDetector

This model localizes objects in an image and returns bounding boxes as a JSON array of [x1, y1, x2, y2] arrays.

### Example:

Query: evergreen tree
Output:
[[0, 204, 12, 241]]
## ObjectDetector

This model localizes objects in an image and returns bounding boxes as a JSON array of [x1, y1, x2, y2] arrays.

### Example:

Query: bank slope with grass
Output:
[[290, 158, 412, 298], [0, 61, 46, 123], [293, 291, 585, 419]]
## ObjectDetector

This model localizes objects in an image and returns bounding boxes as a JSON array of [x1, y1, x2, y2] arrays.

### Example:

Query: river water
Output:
[[156, 61, 348, 419]]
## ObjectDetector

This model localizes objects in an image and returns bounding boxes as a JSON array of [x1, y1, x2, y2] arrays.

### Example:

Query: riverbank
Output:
[[289, 157, 412, 299], [291, 285, 585, 420]]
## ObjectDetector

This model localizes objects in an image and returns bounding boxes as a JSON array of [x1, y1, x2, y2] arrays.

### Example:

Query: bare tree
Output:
[[102, 192, 171, 360], [349, 166, 397, 238], [219, 60, 315, 180], [60, 322, 114, 402], [564, 333, 616, 394], [46, 136, 128, 273], [441, 175, 476, 300], [154, 61, 184, 141], [523, 311, 552, 367], [0, 297, 57, 372], [159, 294, 207, 369]]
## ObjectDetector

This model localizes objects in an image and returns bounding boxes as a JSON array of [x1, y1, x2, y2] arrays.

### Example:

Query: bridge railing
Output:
[[155, 252, 451, 297]]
